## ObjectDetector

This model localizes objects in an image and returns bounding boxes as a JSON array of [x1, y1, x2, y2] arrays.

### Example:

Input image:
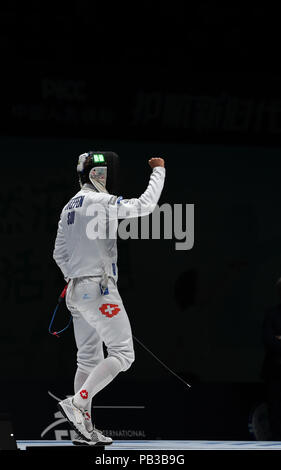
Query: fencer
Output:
[[53, 151, 165, 445]]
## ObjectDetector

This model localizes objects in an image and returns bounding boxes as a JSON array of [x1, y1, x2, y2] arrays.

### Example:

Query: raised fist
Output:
[[148, 157, 165, 168]]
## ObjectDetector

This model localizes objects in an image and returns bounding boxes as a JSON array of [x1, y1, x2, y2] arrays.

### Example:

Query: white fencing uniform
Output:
[[53, 166, 166, 378]]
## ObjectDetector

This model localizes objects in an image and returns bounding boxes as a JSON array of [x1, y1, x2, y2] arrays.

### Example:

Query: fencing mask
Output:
[[77, 151, 120, 194]]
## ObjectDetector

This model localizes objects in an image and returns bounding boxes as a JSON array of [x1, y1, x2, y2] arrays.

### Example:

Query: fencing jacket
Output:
[[53, 166, 165, 281]]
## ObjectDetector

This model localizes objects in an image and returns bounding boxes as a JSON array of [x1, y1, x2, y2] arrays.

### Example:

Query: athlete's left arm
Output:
[[107, 161, 166, 219]]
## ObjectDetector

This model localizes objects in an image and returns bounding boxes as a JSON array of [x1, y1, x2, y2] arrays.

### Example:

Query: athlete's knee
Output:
[[121, 348, 135, 372], [77, 352, 103, 375], [108, 344, 135, 372], [76, 360, 95, 375]]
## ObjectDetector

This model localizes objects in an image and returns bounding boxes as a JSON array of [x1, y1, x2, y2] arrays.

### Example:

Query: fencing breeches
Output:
[[66, 276, 135, 411]]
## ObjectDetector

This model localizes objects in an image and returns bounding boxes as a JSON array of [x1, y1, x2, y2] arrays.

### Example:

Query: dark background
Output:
[[0, 2, 281, 441]]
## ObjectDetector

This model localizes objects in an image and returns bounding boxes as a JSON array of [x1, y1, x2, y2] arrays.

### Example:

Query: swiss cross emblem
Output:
[[99, 303, 120, 318], [80, 389, 88, 400]]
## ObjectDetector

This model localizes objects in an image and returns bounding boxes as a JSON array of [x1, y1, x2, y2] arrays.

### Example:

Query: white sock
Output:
[[73, 356, 122, 411], [73, 369, 93, 431], [74, 369, 89, 394]]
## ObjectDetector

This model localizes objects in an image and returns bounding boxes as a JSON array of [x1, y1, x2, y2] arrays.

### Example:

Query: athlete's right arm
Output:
[[53, 215, 70, 281], [108, 158, 166, 219]]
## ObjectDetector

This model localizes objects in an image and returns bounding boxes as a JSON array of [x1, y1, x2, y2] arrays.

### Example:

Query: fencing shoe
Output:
[[72, 428, 113, 446], [58, 397, 91, 441]]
